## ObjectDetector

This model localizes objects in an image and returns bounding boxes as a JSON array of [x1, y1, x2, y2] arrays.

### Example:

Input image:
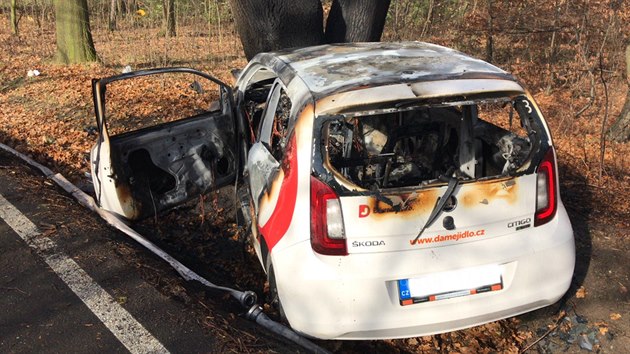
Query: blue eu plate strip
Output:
[[398, 279, 411, 300]]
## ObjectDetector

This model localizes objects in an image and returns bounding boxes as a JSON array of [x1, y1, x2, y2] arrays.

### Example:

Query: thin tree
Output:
[[485, 0, 494, 63], [108, 0, 117, 31], [607, 44, 630, 142], [10, 0, 18, 35], [53, 0, 98, 63], [163, 0, 176, 37]]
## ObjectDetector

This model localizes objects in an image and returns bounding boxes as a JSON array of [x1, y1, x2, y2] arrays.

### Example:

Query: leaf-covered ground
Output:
[[1, 12, 628, 353]]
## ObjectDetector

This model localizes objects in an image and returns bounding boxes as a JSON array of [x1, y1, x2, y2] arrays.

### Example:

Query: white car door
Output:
[[90, 68, 238, 220]]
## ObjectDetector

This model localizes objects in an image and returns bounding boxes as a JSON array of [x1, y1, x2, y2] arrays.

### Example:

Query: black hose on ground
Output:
[[246, 305, 331, 354]]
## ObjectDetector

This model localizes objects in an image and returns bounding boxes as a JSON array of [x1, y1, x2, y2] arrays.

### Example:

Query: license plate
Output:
[[398, 264, 503, 306]]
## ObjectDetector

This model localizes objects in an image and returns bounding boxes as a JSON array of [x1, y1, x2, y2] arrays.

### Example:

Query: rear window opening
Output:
[[322, 95, 545, 190]]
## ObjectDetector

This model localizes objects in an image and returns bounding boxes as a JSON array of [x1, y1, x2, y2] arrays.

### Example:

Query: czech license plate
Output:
[[398, 264, 503, 306]]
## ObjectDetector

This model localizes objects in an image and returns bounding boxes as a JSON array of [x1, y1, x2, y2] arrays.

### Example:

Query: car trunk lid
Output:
[[340, 174, 537, 254]]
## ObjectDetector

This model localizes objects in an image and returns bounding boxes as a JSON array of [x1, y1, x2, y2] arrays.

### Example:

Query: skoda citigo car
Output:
[[90, 42, 575, 340]]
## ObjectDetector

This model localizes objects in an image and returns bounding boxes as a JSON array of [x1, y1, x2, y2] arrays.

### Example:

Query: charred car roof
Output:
[[253, 42, 517, 98]]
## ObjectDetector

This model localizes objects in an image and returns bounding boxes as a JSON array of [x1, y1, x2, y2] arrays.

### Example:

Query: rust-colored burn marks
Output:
[[294, 103, 315, 143], [367, 189, 440, 219], [361, 177, 519, 220], [314, 83, 415, 116], [460, 177, 519, 207], [115, 183, 141, 220], [259, 134, 298, 251], [257, 104, 313, 237], [259, 169, 285, 210]]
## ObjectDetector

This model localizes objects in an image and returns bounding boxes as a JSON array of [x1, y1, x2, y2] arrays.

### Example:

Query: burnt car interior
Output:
[[270, 90, 292, 161], [241, 74, 293, 161], [323, 96, 542, 190], [242, 77, 275, 143]]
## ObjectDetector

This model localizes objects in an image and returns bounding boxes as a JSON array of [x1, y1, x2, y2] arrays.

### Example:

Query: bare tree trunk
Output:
[[123, 0, 137, 26], [214, 0, 222, 48], [420, 0, 434, 38], [10, 0, 18, 35], [108, 0, 117, 31], [53, 0, 98, 64], [485, 0, 494, 63], [609, 89, 630, 142], [325, 0, 391, 43], [606, 44, 630, 142], [163, 0, 176, 37]]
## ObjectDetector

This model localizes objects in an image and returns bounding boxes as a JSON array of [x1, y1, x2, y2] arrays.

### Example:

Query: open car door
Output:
[[90, 68, 237, 220]]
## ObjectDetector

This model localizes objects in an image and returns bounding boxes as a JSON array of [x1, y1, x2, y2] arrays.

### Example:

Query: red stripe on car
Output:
[[260, 133, 298, 251]]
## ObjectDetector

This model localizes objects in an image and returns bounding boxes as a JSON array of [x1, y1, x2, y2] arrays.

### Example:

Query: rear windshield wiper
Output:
[[409, 174, 459, 245]]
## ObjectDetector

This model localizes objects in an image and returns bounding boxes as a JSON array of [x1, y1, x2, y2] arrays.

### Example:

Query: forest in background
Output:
[[1, 0, 627, 226], [1, 1, 629, 352]]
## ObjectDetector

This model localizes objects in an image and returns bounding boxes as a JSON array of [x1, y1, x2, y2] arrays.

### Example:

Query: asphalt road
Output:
[[0, 150, 296, 354]]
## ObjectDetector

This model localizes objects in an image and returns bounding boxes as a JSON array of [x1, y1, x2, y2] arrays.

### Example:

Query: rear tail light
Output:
[[535, 147, 557, 226], [310, 176, 347, 255]]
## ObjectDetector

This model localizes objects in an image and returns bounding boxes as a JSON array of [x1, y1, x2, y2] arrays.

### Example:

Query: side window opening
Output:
[[474, 100, 534, 176], [242, 71, 277, 143], [271, 90, 292, 161], [258, 83, 293, 161], [323, 96, 542, 190], [104, 72, 222, 136]]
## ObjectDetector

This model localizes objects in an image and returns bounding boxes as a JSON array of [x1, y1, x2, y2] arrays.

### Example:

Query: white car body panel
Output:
[[90, 139, 133, 218], [341, 175, 537, 254], [273, 204, 574, 339]]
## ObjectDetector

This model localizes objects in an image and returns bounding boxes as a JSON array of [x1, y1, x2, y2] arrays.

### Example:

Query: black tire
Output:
[[267, 264, 287, 322]]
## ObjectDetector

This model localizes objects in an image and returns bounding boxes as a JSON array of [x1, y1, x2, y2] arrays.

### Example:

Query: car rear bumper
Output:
[[272, 207, 575, 340]]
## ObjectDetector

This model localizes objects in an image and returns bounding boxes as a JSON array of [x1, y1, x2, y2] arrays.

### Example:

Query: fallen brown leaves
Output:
[[576, 286, 587, 299]]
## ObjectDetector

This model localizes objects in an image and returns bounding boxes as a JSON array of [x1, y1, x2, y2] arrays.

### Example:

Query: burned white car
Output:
[[90, 42, 575, 340]]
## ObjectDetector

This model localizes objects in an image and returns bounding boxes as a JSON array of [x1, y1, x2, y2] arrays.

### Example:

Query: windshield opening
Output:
[[321, 95, 545, 190]]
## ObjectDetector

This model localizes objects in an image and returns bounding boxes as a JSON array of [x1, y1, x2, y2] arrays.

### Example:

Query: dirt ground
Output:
[[1, 18, 629, 353]]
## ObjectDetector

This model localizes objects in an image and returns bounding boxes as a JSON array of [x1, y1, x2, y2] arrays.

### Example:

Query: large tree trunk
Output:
[[54, 0, 98, 64], [10, 0, 18, 35], [324, 0, 391, 43], [163, 0, 176, 37], [229, 0, 324, 60], [607, 44, 630, 142]]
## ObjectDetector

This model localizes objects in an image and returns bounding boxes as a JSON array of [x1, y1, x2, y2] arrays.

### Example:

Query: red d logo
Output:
[[359, 205, 371, 218]]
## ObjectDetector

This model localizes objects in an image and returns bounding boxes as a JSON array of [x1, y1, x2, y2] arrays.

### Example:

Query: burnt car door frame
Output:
[[91, 67, 240, 220], [245, 79, 286, 213]]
